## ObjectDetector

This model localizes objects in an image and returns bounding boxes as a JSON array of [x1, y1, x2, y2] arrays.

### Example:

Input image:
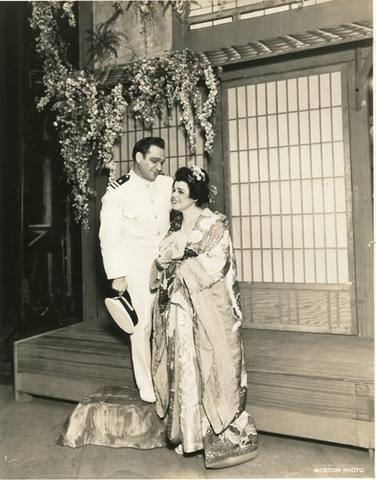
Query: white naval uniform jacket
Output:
[[99, 169, 173, 281]]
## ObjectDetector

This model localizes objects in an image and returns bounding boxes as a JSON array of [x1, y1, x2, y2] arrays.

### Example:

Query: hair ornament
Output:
[[189, 165, 205, 182], [208, 184, 218, 203]]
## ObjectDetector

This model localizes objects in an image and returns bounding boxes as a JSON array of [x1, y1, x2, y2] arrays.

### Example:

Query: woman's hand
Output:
[[156, 250, 173, 270], [156, 258, 171, 270]]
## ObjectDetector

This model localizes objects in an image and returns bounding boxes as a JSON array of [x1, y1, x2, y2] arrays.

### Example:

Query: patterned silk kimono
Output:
[[151, 208, 258, 468]]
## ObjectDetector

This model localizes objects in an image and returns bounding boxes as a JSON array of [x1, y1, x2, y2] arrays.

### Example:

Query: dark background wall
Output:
[[0, 1, 25, 383], [0, 1, 83, 384]]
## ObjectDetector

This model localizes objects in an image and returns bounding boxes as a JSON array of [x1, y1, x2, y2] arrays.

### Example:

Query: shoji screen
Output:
[[226, 66, 355, 334]]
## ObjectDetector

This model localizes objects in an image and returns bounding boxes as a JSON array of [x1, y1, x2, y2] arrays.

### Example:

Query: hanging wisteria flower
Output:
[[120, 49, 218, 155], [62, 1, 76, 26], [29, 1, 219, 232], [30, 1, 127, 232]]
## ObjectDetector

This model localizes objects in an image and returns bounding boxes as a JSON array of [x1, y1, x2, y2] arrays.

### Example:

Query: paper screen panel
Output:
[[228, 70, 349, 286]]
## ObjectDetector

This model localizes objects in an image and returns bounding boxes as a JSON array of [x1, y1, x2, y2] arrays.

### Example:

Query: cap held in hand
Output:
[[105, 290, 138, 334]]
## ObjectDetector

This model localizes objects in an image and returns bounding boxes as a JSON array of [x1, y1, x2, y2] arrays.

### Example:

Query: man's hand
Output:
[[112, 277, 128, 295]]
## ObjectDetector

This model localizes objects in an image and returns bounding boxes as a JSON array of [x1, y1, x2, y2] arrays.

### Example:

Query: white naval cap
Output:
[[105, 290, 139, 334]]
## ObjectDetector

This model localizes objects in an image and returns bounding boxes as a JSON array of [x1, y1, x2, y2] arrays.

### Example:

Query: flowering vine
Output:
[[30, 1, 128, 231], [30, 1, 219, 232], [116, 49, 218, 155]]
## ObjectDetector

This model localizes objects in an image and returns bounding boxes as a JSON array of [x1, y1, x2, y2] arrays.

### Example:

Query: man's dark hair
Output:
[[132, 137, 165, 161]]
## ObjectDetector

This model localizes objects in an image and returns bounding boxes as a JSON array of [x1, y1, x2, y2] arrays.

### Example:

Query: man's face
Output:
[[135, 145, 166, 182]]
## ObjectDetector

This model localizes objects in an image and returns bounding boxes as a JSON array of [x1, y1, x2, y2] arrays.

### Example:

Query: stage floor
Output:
[[2, 384, 374, 479], [13, 318, 374, 450]]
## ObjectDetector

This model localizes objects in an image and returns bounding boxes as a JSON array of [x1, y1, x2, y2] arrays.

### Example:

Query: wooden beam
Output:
[[356, 46, 373, 111], [173, 0, 372, 54], [248, 406, 374, 449], [357, 46, 373, 92], [78, 1, 94, 70]]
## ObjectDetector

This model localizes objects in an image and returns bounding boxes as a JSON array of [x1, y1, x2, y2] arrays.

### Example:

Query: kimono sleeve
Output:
[[179, 217, 231, 293]]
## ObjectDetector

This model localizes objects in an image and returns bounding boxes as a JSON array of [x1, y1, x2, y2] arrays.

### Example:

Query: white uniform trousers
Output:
[[127, 276, 156, 395]]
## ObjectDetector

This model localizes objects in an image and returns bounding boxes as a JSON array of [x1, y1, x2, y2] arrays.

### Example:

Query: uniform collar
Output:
[[129, 168, 153, 186]]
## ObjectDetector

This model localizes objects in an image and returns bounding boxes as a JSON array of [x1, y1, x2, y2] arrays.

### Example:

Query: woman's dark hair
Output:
[[174, 166, 210, 207], [132, 137, 165, 160]]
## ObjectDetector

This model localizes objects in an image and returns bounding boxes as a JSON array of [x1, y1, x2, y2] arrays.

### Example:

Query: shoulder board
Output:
[[108, 174, 130, 190]]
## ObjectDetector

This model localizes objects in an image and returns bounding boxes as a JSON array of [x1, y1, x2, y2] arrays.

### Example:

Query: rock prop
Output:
[[56, 386, 167, 449]]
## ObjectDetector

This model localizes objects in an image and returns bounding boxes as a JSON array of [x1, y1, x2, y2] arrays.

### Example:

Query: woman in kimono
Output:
[[151, 166, 258, 469]]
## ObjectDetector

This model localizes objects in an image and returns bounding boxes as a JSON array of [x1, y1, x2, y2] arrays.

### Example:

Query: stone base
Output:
[[56, 386, 167, 449]]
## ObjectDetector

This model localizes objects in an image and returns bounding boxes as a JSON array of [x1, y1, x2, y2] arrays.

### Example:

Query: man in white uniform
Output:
[[99, 137, 173, 403]]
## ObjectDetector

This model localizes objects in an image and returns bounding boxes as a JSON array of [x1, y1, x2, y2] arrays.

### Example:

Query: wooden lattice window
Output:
[[113, 107, 207, 177], [188, 0, 334, 28]]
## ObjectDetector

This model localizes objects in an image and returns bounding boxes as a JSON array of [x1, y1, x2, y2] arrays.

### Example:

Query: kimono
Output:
[[151, 208, 258, 468]]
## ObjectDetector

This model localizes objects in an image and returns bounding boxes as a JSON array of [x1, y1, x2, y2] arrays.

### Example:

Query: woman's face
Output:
[[171, 181, 196, 211]]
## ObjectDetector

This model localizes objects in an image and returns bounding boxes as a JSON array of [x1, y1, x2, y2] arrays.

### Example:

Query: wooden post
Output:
[[207, 66, 226, 216], [355, 46, 373, 111], [348, 50, 374, 337], [78, 1, 98, 322]]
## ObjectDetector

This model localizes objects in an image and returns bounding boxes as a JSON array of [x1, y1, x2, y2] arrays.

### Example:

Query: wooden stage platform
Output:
[[14, 319, 374, 450]]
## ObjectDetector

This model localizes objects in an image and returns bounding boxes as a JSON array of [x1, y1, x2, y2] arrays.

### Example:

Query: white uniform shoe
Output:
[[140, 389, 156, 403], [174, 444, 184, 455]]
